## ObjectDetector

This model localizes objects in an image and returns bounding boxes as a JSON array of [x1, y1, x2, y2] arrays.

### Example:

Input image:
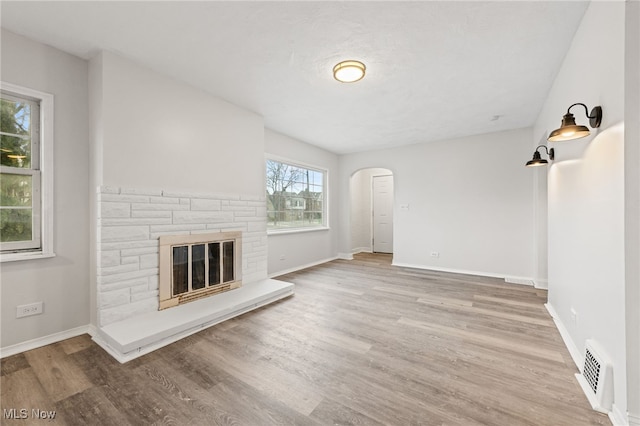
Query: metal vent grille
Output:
[[575, 339, 613, 414], [583, 347, 601, 394]]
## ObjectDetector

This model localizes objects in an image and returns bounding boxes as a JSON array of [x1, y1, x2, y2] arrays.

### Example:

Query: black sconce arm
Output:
[[566, 103, 603, 128], [535, 145, 555, 160]]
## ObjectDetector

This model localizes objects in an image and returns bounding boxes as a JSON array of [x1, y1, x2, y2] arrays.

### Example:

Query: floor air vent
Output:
[[575, 339, 613, 414]]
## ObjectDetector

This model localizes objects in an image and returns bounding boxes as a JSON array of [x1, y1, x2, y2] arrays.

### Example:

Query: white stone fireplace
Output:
[[92, 186, 294, 362]]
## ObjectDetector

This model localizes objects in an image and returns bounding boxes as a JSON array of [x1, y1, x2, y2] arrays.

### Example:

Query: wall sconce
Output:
[[526, 145, 555, 167], [547, 103, 602, 142]]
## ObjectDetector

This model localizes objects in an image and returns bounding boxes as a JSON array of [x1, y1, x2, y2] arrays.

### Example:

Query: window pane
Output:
[[1, 97, 32, 168], [0, 208, 32, 242], [303, 211, 322, 226], [287, 166, 301, 182], [311, 171, 322, 185], [266, 159, 325, 230], [1, 134, 31, 168], [0, 98, 31, 136], [1, 173, 32, 207], [0, 173, 33, 243]]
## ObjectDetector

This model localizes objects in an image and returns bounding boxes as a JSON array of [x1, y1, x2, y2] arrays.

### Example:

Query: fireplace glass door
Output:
[[171, 240, 236, 297]]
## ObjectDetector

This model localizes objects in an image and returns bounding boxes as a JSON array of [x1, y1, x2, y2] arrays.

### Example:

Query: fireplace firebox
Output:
[[158, 231, 242, 310]]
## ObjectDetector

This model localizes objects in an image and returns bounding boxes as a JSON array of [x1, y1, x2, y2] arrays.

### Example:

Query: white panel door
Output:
[[373, 175, 394, 253]]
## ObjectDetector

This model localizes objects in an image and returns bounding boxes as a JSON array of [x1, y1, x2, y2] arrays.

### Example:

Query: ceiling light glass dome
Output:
[[333, 60, 366, 83]]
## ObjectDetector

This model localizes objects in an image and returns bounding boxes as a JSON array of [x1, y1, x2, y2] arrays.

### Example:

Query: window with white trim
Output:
[[1, 83, 53, 260], [266, 158, 326, 231]]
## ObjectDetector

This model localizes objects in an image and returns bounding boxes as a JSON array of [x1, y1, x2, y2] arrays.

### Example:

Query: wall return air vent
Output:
[[575, 339, 613, 414]]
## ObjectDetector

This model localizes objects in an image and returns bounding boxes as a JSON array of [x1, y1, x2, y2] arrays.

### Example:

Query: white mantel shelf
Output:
[[93, 279, 294, 363]]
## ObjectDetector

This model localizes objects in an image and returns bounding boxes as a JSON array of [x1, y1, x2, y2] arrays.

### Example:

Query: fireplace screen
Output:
[[171, 241, 235, 296], [159, 232, 242, 310]]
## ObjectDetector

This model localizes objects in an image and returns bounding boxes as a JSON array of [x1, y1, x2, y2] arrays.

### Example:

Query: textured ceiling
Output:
[[0, 1, 589, 154]]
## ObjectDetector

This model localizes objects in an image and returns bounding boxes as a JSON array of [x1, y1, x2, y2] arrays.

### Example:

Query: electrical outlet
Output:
[[16, 302, 43, 318], [570, 308, 577, 325], [430, 251, 439, 258]]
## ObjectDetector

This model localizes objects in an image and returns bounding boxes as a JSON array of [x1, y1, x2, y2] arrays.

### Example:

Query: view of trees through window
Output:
[[1, 94, 36, 245], [266, 159, 324, 230]]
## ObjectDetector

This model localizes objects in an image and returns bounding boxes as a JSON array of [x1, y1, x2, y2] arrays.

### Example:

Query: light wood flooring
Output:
[[1, 253, 609, 425]]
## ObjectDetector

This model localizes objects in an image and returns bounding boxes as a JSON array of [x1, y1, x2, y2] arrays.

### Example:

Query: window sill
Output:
[[0, 250, 56, 263], [267, 227, 330, 236]]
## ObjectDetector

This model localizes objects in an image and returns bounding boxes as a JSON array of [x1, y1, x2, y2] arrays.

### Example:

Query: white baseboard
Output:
[[504, 276, 535, 286], [337, 252, 353, 260], [351, 247, 372, 255], [609, 404, 630, 425], [87, 324, 99, 338], [0, 325, 91, 358], [392, 261, 502, 278], [628, 412, 640, 426], [392, 261, 535, 287], [269, 256, 338, 278], [544, 303, 583, 370], [534, 278, 549, 290]]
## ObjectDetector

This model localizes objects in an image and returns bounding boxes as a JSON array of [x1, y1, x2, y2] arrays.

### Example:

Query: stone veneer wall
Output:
[[97, 186, 267, 326]]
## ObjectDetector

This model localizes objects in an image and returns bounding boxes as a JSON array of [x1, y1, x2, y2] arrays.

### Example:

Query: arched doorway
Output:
[[350, 168, 394, 254]]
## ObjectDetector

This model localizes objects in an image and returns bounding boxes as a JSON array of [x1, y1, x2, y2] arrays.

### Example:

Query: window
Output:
[[266, 158, 327, 232], [0, 83, 53, 261]]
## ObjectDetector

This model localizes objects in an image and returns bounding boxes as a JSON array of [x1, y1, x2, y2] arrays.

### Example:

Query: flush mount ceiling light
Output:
[[548, 103, 603, 142], [526, 145, 555, 167], [333, 60, 366, 83]]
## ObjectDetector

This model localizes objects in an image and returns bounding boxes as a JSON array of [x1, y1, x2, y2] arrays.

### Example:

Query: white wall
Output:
[[1, 30, 90, 348], [625, 2, 640, 423], [339, 127, 535, 280], [88, 50, 104, 328], [350, 168, 391, 253], [265, 129, 339, 276], [94, 51, 265, 196], [534, 1, 627, 421], [533, 132, 549, 288]]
